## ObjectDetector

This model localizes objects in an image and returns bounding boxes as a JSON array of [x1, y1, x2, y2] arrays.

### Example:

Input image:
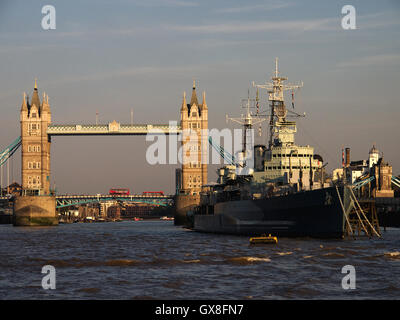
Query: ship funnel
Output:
[[345, 148, 351, 167]]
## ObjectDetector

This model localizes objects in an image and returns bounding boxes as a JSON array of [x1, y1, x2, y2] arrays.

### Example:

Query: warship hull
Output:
[[193, 186, 345, 238]]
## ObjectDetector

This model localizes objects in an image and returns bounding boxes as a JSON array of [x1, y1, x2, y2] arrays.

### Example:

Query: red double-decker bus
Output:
[[142, 191, 164, 196], [109, 188, 130, 196]]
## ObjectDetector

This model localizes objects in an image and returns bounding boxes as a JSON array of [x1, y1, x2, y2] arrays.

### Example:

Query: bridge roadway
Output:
[[1, 193, 175, 208], [0, 194, 174, 200], [56, 194, 175, 208], [46, 123, 182, 136], [57, 194, 173, 200]]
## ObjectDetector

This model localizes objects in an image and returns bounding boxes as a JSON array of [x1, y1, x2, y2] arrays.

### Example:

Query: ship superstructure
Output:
[[217, 58, 327, 192], [250, 58, 326, 191]]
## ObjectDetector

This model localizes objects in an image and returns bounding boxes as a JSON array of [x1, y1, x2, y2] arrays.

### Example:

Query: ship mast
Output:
[[252, 58, 304, 150], [226, 89, 267, 153]]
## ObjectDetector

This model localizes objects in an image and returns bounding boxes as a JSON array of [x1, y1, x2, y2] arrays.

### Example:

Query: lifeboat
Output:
[[250, 234, 278, 245]]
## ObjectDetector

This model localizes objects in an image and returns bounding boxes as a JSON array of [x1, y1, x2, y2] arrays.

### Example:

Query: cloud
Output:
[[166, 11, 400, 35], [337, 54, 400, 68], [356, 11, 400, 30], [167, 17, 339, 34], [214, 1, 293, 14], [38, 61, 238, 88], [131, 0, 198, 7]]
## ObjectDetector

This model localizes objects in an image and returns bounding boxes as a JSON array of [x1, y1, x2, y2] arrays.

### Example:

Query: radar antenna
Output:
[[252, 57, 304, 149]]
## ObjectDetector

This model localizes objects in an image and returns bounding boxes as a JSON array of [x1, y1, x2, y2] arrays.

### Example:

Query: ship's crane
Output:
[[208, 136, 244, 168]]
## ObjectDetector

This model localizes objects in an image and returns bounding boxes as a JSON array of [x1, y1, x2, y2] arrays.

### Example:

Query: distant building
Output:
[[346, 145, 380, 184], [121, 203, 156, 217], [332, 145, 394, 198], [332, 168, 344, 182], [373, 157, 394, 198], [79, 204, 100, 220], [1, 182, 22, 196], [8, 182, 22, 195]]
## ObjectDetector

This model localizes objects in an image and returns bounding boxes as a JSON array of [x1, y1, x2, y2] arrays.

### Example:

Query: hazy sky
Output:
[[0, 0, 399, 194]]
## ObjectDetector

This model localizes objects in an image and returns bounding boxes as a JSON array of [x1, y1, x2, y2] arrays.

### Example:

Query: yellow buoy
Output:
[[250, 234, 278, 245]]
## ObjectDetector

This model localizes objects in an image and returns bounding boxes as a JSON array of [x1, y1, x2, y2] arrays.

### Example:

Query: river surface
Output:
[[0, 221, 399, 299]]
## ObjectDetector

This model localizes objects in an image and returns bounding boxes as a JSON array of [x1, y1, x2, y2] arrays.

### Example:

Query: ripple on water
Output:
[[226, 256, 271, 265], [276, 252, 293, 256], [384, 251, 400, 259], [321, 252, 345, 258], [104, 259, 140, 266], [77, 288, 101, 294], [162, 280, 184, 289]]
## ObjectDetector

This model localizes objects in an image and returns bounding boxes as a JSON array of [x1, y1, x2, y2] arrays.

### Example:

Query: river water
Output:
[[0, 221, 399, 299]]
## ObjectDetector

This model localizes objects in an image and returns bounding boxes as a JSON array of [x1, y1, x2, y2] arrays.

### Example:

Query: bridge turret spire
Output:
[[41, 92, 50, 112], [201, 91, 207, 110], [181, 91, 188, 111], [190, 79, 199, 106], [30, 78, 41, 110], [20, 92, 28, 112]]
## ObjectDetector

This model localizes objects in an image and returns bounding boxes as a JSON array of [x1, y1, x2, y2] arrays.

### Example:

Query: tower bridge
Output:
[[1, 79, 208, 226]]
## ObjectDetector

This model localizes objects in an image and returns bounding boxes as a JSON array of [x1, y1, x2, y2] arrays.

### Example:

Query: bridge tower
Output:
[[14, 80, 57, 226], [180, 80, 208, 194], [175, 81, 208, 225], [20, 79, 52, 195]]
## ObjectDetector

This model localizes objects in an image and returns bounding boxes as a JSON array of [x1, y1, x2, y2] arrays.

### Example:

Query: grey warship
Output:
[[189, 59, 346, 238]]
